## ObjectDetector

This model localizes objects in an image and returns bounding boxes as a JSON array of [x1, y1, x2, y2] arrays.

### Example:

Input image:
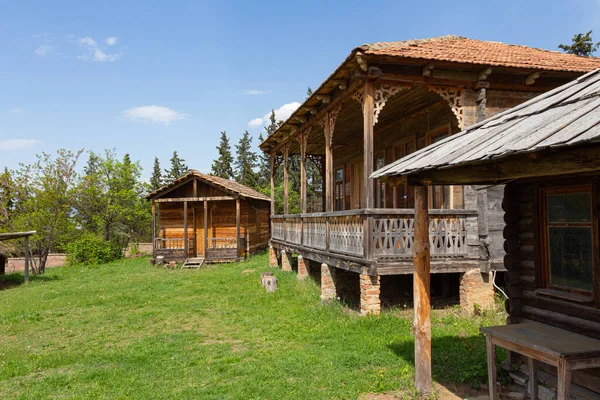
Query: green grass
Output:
[[0, 253, 505, 399]]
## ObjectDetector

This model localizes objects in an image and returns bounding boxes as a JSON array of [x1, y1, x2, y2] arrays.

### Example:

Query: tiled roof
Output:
[[147, 170, 270, 202], [360, 35, 600, 72], [371, 68, 600, 180]]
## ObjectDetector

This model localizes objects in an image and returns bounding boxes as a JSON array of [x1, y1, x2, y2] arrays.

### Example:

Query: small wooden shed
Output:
[[147, 171, 271, 264], [372, 69, 600, 397]]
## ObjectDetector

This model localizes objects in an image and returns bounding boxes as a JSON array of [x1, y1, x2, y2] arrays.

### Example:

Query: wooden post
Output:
[[363, 81, 375, 260], [151, 202, 156, 261], [486, 335, 497, 400], [236, 198, 241, 262], [203, 200, 208, 257], [270, 153, 276, 216], [300, 133, 307, 214], [413, 186, 431, 394], [283, 144, 289, 215], [183, 201, 188, 258], [321, 155, 326, 212], [24, 236, 29, 284], [324, 116, 333, 213]]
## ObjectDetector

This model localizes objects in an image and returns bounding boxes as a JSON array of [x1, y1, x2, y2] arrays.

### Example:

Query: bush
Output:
[[67, 234, 123, 265]]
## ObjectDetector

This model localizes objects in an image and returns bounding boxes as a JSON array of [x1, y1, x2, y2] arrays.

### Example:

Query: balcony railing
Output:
[[271, 208, 479, 261]]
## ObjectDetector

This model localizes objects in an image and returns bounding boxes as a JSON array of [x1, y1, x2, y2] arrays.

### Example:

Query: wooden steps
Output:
[[182, 257, 205, 269]]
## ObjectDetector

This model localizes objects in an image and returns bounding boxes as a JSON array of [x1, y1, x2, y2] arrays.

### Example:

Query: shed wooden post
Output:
[[413, 185, 431, 394], [362, 80, 375, 260], [283, 144, 290, 215], [236, 198, 241, 262], [151, 202, 156, 260], [203, 200, 208, 257], [300, 132, 307, 214], [24, 236, 29, 284], [183, 201, 189, 258], [324, 116, 333, 212], [270, 153, 275, 215]]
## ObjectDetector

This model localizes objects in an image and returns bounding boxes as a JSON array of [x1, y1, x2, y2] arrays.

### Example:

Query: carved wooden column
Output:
[[298, 129, 310, 214], [151, 202, 156, 261], [363, 81, 375, 210], [324, 118, 333, 213], [183, 200, 189, 258], [269, 152, 275, 215], [282, 144, 290, 215], [414, 185, 431, 394]]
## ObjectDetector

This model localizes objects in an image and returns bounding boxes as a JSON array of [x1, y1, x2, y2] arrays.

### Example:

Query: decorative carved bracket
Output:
[[353, 84, 409, 125], [271, 153, 283, 172], [428, 86, 464, 129], [321, 104, 343, 147], [297, 127, 311, 157]]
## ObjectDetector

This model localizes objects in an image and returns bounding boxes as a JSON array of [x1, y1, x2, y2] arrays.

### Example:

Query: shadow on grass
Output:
[[387, 334, 500, 390], [0, 272, 60, 290]]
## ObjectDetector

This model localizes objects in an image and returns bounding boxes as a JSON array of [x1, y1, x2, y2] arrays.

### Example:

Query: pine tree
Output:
[[150, 157, 163, 191], [234, 131, 258, 188], [306, 87, 313, 98], [256, 133, 271, 189], [559, 31, 599, 56], [211, 131, 235, 179], [164, 151, 188, 184]]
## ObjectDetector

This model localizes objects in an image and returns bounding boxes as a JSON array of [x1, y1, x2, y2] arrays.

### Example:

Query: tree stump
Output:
[[264, 276, 278, 292], [156, 256, 165, 266], [260, 272, 274, 287]]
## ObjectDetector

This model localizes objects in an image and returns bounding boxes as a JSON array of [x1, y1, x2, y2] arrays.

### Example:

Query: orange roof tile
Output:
[[360, 35, 600, 72]]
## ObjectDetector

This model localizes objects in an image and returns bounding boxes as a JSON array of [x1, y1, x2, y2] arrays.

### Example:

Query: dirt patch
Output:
[[359, 382, 488, 400]]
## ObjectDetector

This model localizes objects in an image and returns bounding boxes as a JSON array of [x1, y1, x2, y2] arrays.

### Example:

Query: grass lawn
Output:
[[0, 253, 505, 399]]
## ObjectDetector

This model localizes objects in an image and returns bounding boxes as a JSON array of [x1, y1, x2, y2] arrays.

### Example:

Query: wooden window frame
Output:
[[374, 152, 386, 208], [538, 184, 599, 304], [393, 138, 416, 209], [425, 123, 462, 209]]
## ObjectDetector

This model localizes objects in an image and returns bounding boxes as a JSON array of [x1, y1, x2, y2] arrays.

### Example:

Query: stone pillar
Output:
[[297, 255, 308, 280], [460, 268, 495, 315], [320, 263, 337, 302], [281, 250, 292, 272], [269, 246, 278, 268], [360, 268, 381, 316]]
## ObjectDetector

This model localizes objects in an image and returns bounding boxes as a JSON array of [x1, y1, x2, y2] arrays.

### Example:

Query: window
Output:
[[540, 186, 596, 298], [426, 124, 463, 209], [335, 168, 344, 211], [375, 155, 386, 208]]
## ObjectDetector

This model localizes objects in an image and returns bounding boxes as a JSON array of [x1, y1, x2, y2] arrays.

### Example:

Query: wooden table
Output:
[[481, 322, 600, 400]]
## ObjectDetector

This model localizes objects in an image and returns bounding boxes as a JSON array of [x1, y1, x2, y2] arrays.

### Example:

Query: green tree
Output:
[[150, 157, 163, 191], [234, 130, 258, 188], [256, 133, 271, 189], [0, 167, 15, 227], [211, 131, 235, 179], [559, 31, 599, 56], [164, 151, 188, 184], [9, 149, 83, 272], [306, 87, 313, 98]]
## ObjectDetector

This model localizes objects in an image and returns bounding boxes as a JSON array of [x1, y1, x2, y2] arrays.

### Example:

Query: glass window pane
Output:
[[548, 226, 594, 292], [547, 192, 591, 223], [336, 169, 343, 182]]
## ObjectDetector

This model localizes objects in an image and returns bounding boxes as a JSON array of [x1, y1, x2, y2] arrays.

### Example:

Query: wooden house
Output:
[[147, 171, 271, 264], [259, 35, 600, 316], [372, 69, 600, 398]]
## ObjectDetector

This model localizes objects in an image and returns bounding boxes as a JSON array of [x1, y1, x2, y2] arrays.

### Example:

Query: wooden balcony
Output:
[[271, 208, 486, 274]]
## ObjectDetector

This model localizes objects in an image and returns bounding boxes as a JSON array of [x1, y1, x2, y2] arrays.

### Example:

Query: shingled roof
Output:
[[371, 68, 600, 181], [147, 170, 270, 202], [360, 35, 600, 73]]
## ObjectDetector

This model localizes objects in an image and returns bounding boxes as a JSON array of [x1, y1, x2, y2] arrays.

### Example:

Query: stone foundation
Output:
[[320, 263, 337, 302], [360, 268, 381, 316], [297, 255, 308, 280], [281, 250, 292, 272], [269, 246, 278, 268], [459, 268, 495, 315]]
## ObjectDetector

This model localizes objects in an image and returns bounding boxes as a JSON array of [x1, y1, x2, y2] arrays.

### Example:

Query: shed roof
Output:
[[147, 170, 270, 202], [0, 231, 36, 241], [371, 68, 600, 181]]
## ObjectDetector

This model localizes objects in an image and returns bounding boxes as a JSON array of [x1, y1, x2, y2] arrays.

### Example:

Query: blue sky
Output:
[[1, 0, 599, 179]]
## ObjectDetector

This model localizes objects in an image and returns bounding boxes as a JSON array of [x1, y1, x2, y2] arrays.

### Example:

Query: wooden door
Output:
[[351, 159, 363, 209], [195, 207, 205, 256]]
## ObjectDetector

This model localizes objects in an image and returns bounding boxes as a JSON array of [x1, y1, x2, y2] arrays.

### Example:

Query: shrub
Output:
[[67, 234, 123, 265]]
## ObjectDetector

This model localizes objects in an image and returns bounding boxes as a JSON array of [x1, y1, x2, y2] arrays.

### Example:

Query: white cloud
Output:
[[92, 48, 119, 63], [0, 139, 41, 151], [247, 101, 301, 129], [245, 89, 270, 95], [105, 37, 118, 46], [35, 45, 51, 56], [123, 105, 187, 124], [79, 36, 97, 47], [9, 108, 24, 113]]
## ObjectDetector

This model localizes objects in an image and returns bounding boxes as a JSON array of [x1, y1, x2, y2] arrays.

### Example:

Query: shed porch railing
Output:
[[271, 208, 479, 261]]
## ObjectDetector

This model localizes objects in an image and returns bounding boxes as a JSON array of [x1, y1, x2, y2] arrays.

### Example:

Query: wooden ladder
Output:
[[182, 257, 205, 269]]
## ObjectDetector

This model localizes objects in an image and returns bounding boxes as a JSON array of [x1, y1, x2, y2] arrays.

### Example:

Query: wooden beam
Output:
[[478, 67, 493, 81], [24, 236, 29, 284], [183, 201, 189, 258], [331, 79, 347, 89], [526, 72, 541, 85], [316, 94, 331, 104], [153, 196, 236, 203], [305, 106, 318, 115], [204, 200, 208, 256], [407, 145, 600, 186], [283, 144, 289, 215], [356, 53, 368, 72], [152, 202, 156, 260], [192, 179, 198, 197], [324, 113, 333, 212], [270, 153, 275, 215], [413, 186, 431, 394], [236, 198, 241, 262], [192, 205, 197, 257], [363, 81, 375, 261], [422, 62, 434, 77], [295, 115, 307, 123], [300, 134, 307, 214]]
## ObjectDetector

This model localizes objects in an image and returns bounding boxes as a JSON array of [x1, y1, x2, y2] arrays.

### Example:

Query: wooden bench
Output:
[[481, 322, 600, 400]]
